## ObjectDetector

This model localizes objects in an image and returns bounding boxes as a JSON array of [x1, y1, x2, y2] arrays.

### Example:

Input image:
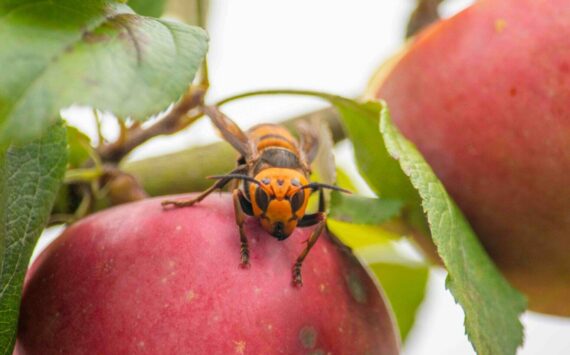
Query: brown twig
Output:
[[97, 85, 207, 163], [406, 0, 444, 38]]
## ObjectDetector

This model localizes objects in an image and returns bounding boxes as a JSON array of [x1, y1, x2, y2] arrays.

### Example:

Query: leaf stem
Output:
[[64, 168, 103, 184], [215, 89, 338, 107], [92, 109, 105, 145]]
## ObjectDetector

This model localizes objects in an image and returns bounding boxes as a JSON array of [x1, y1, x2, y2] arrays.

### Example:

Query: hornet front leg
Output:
[[233, 189, 254, 268], [161, 165, 246, 208]]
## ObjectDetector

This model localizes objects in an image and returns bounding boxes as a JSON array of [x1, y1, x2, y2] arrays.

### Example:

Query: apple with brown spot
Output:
[[368, 0, 570, 315], [16, 194, 399, 354]]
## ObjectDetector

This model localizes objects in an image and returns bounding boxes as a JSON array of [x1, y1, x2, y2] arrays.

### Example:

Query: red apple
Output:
[[368, 0, 570, 315], [16, 194, 399, 354]]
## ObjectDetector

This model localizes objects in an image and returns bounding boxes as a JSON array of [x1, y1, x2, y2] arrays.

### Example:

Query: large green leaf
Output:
[[334, 101, 417, 203], [0, 122, 67, 354], [0, 0, 208, 145], [332, 99, 428, 234], [377, 104, 526, 354]]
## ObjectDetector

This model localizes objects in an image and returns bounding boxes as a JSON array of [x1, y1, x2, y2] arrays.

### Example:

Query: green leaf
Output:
[[328, 219, 400, 250], [0, 121, 67, 354], [329, 191, 403, 225], [0, 0, 208, 145], [66, 125, 92, 169], [331, 99, 428, 234], [128, 0, 166, 17], [379, 104, 526, 354], [333, 101, 418, 203], [369, 261, 428, 341], [335, 167, 357, 192]]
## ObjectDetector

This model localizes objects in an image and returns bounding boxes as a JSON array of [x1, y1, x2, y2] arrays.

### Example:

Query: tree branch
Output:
[[97, 86, 206, 163], [406, 0, 444, 38]]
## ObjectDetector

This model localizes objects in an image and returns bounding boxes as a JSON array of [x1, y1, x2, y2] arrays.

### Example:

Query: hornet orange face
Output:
[[249, 168, 310, 240]]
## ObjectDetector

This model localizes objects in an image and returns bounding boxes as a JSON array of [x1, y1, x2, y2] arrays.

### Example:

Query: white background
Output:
[[46, 0, 570, 354]]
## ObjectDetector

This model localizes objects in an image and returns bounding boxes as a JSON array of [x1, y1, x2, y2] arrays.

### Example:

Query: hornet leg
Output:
[[292, 188, 326, 286], [233, 189, 253, 268], [161, 165, 246, 207]]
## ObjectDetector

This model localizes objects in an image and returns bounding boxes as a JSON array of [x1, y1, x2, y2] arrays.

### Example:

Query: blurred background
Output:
[[37, 0, 570, 353]]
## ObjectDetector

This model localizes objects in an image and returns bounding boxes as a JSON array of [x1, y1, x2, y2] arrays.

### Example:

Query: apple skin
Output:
[[16, 194, 399, 354], [369, 0, 570, 315]]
